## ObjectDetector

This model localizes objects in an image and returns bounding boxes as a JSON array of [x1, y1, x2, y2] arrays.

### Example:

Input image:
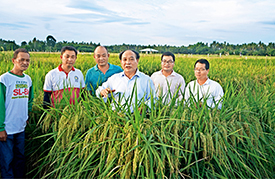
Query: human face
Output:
[[12, 52, 30, 72], [194, 62, 209, 81], [94, 46, 109, 67], [60, 50, 77, 69], [161, 55, 174, 73], [120, 50, 139, 78]]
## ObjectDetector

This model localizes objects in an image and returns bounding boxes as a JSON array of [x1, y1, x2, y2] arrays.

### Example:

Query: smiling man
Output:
[[43, 46, 85, 108], [151, 52, 185, 104], [0, 48, 34, 178], [85, 46, 122, 96], [185, 59, 224, 109], [97, 50, 155, 112]]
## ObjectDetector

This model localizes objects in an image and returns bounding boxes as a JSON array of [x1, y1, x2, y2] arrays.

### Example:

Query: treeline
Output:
[[1, 35, 275, 56]]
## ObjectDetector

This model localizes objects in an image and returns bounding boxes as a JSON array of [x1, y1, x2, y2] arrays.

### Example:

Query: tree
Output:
[[21, 41, 27, 46], [46, 35, 56, 48]]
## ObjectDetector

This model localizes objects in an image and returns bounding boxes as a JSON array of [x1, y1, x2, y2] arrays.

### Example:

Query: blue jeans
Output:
[[0, 131, 25, 179]]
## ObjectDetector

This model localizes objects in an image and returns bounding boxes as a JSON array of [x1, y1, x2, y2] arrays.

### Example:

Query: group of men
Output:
[[0, 46, 224, 178]]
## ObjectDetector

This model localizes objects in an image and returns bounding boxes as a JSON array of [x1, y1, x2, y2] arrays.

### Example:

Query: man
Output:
[[151, 52, 185, 104], [85, 46, 122, 95], [43, 46, 85, 108], [184, 59, 224, 109], [96, 50, 155, 112], [0, 48, 34, 178]]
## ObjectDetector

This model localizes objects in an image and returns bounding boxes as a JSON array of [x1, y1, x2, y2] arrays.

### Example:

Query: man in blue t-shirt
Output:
[[85, 46, 122, 95]]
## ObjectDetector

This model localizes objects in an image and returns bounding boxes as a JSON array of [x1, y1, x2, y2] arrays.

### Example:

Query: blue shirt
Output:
[[85, 63, 122, 95], [96, 70, 156, 112]]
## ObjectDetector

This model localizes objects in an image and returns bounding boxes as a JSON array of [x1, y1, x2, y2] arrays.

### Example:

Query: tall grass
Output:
[[0, 52, 274, 178], [31, 80, 275, 178]]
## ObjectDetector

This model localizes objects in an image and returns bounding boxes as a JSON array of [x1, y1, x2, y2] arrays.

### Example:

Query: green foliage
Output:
[[2, 37, 275, 55], [0, 53, 275, 178]]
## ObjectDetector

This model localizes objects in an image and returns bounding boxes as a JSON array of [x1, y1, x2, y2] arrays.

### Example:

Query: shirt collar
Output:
[[161, 70, 175, 76], [95, 63, 112, 71], [196, 78, 210, 86], [121, 69, 140, 78], [58, 64, 75, 76]]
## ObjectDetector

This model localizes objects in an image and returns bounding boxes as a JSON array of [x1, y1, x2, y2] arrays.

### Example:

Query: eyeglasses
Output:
[[194, 68, 206, 72], [162, 60, 174, 64]]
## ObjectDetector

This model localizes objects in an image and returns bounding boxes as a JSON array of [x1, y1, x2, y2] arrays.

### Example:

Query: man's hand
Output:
[[100, 88, 115, 98], [0, 130, 7, 141]]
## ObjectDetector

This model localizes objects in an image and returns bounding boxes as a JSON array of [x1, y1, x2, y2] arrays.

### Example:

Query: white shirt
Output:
[[96, 70, 156, 112], [0, 72, 32, 134], [43, 65, 85, 105], [151, 70, 185, 104], [43, 65, 85, 92], [184, 78, 224, 109]]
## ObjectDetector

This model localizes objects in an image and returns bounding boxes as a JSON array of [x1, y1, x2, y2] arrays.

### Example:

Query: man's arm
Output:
[[0, 82, 7, 141], [43, 73, 53, 109], [85, 69, 95, 92], [96, 77, 112, 98], [177, 77, 186, 101], [214, 84, 224, 109], [28, 85, 34, 113], [144, 78, 156, 108], [0, 82, 6, 132], [43, 91, 52, 109], [184, 83, 191, 105]]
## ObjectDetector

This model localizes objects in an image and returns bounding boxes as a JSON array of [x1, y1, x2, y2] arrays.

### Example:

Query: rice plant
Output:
[[0, 52, 274, 178]]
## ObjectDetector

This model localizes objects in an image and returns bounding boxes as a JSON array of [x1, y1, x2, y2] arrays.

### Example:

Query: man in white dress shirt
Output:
[[184, 59, 224, 109], [151, 52, 185, 104], [97, 50, 155, 112]]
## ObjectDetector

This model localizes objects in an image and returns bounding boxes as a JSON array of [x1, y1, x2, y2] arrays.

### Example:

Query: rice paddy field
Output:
[[0, 51, 275, 178]]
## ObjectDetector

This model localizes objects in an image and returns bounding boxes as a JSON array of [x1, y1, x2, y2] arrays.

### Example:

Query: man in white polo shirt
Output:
[[151, 52, 185, 105], [43, 46, 85, 108], [185, 59, 224, 109]]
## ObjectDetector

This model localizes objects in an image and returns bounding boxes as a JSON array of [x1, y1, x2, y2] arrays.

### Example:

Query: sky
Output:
[[1, 0, 275, 46]]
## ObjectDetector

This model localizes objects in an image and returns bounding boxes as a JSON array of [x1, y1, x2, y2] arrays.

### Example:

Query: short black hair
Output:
[[161, 52, 175, 62], [61, 46, 78, 56], [119, 50, 140, 60], [194, 59, 209, 70], [13, 48, 29, 59]]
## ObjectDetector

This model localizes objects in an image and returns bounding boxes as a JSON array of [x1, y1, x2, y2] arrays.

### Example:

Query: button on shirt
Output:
[[151, 70, 185, 104], [184, 78, 224, 109], [85, 63, 123, 95], [96, 70, 156, 112]]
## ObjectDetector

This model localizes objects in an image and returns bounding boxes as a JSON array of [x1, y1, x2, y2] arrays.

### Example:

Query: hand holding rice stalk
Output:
[[100, 88, 116, 97]]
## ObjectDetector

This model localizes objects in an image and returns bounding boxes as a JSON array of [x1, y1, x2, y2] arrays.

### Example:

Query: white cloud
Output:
[[1, 0, 275, 46]]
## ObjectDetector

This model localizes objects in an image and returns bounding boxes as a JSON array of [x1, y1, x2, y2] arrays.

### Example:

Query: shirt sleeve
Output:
[[43, 91, 52, 109], [184, 83, 190, 103], [43, 73, 52, 92], [214, 84, 224, 109], [177, 77, 186, 101], [28, 85, 34, 113], [0, 82, 6, 132], [95, 77, 113, 100], [85, 70, 92, 91], [81, 72, 85, 89], [144, 78, 156, 108]]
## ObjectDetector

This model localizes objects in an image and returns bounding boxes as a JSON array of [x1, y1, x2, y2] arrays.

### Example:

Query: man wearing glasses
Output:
[[185, 59, 224, 109], [151, 52, 185, 104]]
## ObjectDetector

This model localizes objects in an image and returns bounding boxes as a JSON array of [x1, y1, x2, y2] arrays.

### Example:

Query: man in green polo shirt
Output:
[[85, 46, 122, 95]]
